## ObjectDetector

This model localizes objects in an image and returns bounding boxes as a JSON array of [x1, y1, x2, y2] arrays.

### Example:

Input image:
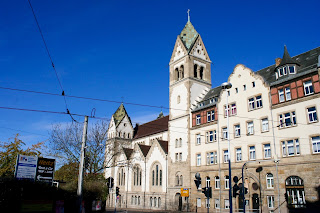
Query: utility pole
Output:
[[77, 116, 88, 213]]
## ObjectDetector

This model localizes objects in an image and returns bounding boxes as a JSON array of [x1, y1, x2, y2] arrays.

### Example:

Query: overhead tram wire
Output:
[[27, 0, 79, 123], [1, 85, 320, 129], [0, 105, 315, 142]]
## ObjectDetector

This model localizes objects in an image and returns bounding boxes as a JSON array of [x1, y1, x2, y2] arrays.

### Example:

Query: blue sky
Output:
[[1, 0, 320, 148]]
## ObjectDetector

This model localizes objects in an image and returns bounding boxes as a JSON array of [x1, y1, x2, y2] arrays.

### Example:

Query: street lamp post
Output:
[[221, 82, 232, 213]]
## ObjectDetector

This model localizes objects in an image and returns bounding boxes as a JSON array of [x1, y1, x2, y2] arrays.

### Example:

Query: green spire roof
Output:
[[113, 103, 129, 127], [179, 21, 198, 50]]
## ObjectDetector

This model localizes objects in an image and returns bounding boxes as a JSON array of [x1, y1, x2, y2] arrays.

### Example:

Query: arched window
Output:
[[177, 95, 180, 104], [180, 175, 183, 186], [131, 196, 133, 205], [200, 67, 204, 79], [176, 175, 179, 186], [134, 170, 136, 186], [175, 139, 178, 148], [150, 197, 153, 207], [123, 132, 126, 138], [119, 131, 121, 137], [215, 176, 220, 189], [285, 176, 306, 208], [156, 165, 159, 185], [128, 133, 130, 138], [179, 138, 182, 147], [158, 197, 161, 207], [138, 196, 140, 205], [180, 65, 184, 79], [151, 163, 162, 187], [123, 172, 125, 185], [135, 196, 137, 205], [139, 170, 142, 185], [194, 64, 198, 78], [266, 173, 274, 189], [206, 176, 210, 187], [118, 172, 120, 185], [154, 197, 157, 207]]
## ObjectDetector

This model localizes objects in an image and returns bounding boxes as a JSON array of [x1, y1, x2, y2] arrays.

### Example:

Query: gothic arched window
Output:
[[151, 163, 162, 187], [194, 64, 198, 78]]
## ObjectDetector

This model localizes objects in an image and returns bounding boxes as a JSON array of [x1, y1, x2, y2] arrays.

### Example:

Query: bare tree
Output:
[[49, 120, 108, 175]]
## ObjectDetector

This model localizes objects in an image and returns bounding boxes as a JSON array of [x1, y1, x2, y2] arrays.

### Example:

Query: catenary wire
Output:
[[27, 0, 79, 123]]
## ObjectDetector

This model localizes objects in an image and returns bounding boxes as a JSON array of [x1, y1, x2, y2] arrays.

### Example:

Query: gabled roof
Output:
[[112, 103, 132, 128], [138, 144, 151, 157], [257, 46, 320, 86], [133, 115, 169, 139], [277, 46, 300, 68], [192, 86, 222, 112], [122, 148, 133, 159], [179, 21, 199, 51], [157, 140, 168, 154]]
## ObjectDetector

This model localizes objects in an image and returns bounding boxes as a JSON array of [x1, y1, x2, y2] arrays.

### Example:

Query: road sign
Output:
[[15, 154, 38, 180], [181, 188, 189, 197], [36, 157, 55, 184]]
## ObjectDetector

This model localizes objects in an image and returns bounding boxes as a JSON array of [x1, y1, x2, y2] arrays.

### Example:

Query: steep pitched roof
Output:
[[133, 115, 169, 139], [122, 148, 133, 159], [179, 21, 199, 51], [257, 46, 320, 86], [157, 140, 168, 154], [138, 144, 151, 157], [192, 86, 222, 112], [112, 103, 131, 127], [277, 46, 300, 68]]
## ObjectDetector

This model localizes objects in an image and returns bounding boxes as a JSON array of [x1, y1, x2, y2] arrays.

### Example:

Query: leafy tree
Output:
[[54, 161, 79, 182], [0, 134, 44, 177]]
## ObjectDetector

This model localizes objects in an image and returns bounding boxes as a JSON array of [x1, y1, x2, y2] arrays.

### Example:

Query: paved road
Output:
[[104, 207, 179, 213]]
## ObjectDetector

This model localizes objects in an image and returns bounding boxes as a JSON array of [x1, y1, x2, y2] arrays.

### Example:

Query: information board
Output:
[[15, 154, 38, 180], [36, 157, 55, 183]]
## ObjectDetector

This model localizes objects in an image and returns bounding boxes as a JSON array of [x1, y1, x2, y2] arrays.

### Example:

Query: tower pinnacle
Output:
[[187, 9, 190, 22]]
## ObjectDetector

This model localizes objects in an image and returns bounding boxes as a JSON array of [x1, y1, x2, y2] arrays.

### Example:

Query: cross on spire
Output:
[[187, 9, 190, 22]]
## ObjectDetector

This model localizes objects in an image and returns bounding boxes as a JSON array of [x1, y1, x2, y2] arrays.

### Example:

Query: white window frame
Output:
[[278, 89, 285, 103], [247, 121, 254, 135], [207, 111, 211, 122], [267, 196, 274, 208], [307, 106, 318, 123], [196, 154, 201, 166], [179, 152, 182, 161], [225, 176, 229, 189], [223, 127, 228, 139], [303, 80, 314, 96], [285, 87, 291, 101], [207, 151, 217, 165], [266, 173, 274, 189], [215, 176, 220, 189], [196, 134, 201, 145], [235, 124, 241, 137], [264, 144, 271, 159], [175, 153, 179, 162], [196, 114, 201, 125], [279, 111, 296, 128], [248, 97, 255, 110], [312, 136, 320, 154], [206, 198, 210, 209], [223, 150, 229, 163], [261, 118, 269, 132], [236, 148, 242, 162], [249, 146, 256, 160], [282, 139, 300, 157], [288, 65, 295, 74], [215, 198, 220, 209], [224, 199, 230, 209], [231, 103, 237, 115], [256, 95, 262, 108]]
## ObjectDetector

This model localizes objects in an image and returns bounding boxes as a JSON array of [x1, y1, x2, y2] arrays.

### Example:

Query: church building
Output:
[[105, 17, 320, 212]]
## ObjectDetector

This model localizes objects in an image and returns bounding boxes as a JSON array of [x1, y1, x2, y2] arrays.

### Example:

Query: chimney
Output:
[[275, 58, 282, 67]]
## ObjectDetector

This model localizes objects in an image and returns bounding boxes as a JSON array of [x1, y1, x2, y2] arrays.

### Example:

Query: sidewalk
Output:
[[104, 207, 179, 213]]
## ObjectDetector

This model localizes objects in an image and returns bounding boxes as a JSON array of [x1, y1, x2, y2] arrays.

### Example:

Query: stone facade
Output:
[[105, 19, 320, 212]]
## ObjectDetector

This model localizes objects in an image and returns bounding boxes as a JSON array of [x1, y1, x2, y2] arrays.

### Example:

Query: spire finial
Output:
[[187, 9, 190, 22]]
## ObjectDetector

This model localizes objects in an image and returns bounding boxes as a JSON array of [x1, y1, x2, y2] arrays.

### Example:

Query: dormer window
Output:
[[198, 102, 204, 107], [277, 65, 296, 79]]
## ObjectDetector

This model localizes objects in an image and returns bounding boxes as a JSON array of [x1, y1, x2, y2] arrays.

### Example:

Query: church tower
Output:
[[167, 14, 212, 208]]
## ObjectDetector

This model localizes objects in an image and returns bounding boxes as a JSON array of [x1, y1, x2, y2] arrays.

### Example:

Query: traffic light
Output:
[[233, 184, 240, 198], [202, 187, 212, 198], [116, 187, 120, 196], [106, 177, 114, 188], [194, 173, 201, 189]]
